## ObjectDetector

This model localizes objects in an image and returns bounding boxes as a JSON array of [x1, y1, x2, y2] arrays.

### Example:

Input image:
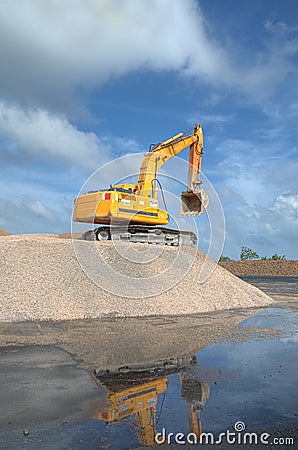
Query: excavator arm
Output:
[[137, 124, 208, 216]]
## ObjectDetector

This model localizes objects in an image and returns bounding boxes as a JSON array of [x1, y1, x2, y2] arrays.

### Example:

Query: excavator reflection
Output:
[[91, 356, 210, 447]]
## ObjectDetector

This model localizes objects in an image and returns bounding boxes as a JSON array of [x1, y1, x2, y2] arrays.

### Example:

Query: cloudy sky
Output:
[[0, 0, 297, 259]]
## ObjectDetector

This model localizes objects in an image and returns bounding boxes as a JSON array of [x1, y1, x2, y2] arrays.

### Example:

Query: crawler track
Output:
[[82, 225, 197, 246]]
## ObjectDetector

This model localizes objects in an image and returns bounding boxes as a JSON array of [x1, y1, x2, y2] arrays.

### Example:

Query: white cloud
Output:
[[0, 102, 111, 170], [0, 196, 69, 234], [271, 192, 298, 220], [212, 135, 298, 259], [188, 113, 235, 126], [0, 0, 223, 110], [26, 199, 56, 221], [0, 0, 296, 112], [219, 187, 298, 260], [264, 223, 278, 236], [202, 114, 235, 124], [214, 138, 297, 205]]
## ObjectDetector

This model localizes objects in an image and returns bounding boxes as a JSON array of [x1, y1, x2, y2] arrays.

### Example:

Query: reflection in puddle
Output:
[[240, 307, 297, 332], [92, 356, 209, 446], [0, 308, 296, 449], [87, 308, 297, 448]]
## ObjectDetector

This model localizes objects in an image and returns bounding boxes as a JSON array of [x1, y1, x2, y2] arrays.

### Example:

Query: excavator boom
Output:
[[137, 124, 208, 217]]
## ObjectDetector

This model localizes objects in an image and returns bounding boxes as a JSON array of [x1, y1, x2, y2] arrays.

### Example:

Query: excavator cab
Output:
[[180, 189, 209, 217]]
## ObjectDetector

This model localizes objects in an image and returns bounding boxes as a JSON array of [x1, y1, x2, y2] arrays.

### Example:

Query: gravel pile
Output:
[[0, 228, 11, 236], [220, 260, 298, 276], [0, 234, 272, 322]]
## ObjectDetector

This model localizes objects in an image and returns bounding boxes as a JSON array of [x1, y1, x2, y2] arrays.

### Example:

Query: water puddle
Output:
[[0, 307, 297, 449]]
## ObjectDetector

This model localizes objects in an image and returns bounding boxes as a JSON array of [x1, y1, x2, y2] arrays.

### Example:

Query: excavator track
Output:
[[82, 225, 197, 247], [94, 355, 198, 380]]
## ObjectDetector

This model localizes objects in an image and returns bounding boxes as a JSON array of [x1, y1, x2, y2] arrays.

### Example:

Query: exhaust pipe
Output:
[[180, 189, 209, 217]]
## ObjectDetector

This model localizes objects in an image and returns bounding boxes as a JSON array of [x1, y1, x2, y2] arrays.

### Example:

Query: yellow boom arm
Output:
[[137, 124, 208, 216], [137, 124, 203, 197]]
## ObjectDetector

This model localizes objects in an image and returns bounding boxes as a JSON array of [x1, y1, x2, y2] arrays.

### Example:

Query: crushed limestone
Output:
[[0, 234, 272, 322]]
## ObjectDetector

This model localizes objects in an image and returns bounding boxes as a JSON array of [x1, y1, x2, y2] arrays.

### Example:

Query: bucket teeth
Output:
[[180, 189, 209, 217]]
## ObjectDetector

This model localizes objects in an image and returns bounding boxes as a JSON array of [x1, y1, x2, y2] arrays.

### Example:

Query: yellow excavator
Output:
[[73, 124, 208, 245], [93, 376, 167, 446]]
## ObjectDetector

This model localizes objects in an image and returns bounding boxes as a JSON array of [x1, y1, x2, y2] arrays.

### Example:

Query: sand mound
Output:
[[58, 232, 83, 239], [0, 235, 272, 322], [0, 228, 11, 236]]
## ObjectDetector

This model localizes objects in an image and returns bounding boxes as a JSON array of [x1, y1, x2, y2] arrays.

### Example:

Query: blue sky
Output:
[[0, 0, 297, 259]]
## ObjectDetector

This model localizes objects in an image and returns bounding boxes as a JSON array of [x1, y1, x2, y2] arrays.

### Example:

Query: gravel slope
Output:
[[0, 234, 272, 322], [0, 228, 11, 236]]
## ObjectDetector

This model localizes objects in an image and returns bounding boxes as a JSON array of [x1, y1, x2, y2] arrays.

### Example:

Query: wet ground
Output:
[[0, 277, 297, 449], [239, 276, 298, 303]]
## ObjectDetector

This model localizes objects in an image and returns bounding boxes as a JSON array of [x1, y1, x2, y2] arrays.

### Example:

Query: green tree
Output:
[[240, 246, 259, 260], [271, 253, 286, 260], [219, 255, 232, 262], [260, 256, 268, 260]]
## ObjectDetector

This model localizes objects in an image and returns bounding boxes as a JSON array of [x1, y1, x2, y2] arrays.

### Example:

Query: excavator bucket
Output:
[[180, 189, 209, 217]]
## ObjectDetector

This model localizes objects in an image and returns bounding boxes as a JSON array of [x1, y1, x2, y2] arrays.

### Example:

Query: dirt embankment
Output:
[[219, 260, 298, 277]]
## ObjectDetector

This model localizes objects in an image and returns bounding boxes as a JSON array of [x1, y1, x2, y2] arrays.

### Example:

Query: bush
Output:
[[219, 255, 232, 262], [240, 246, 259, 260], [271, 253, 286, 260]]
